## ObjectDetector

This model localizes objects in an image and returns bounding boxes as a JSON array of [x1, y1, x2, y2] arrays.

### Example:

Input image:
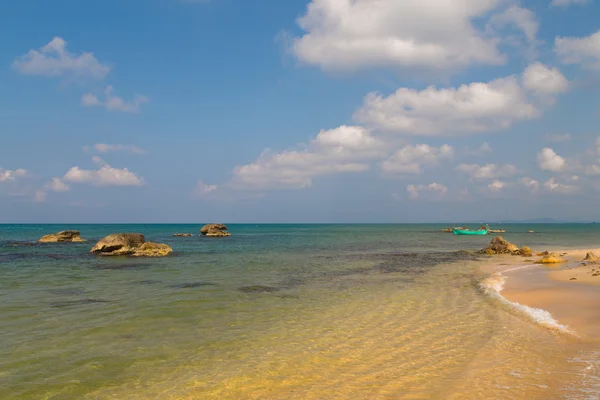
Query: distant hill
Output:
[[498, 218, 564, 224]]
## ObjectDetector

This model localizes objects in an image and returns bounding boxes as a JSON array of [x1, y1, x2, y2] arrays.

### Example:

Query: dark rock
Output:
[[50, 299, 109, 308], [238, 285, 279, 293], [170, 282, 215, 289], [480, 236, 519, 255]]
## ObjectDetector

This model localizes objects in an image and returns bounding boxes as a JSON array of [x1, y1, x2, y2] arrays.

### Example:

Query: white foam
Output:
[[480, 273, 574, 334]]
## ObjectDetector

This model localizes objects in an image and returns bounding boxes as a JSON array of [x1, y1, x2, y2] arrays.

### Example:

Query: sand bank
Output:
[[480, 248, 600, 339]]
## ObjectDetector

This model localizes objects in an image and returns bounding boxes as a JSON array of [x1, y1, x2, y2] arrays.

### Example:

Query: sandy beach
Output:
[[482, 247, 600, 339]]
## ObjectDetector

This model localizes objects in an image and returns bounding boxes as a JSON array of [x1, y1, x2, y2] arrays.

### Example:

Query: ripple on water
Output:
[[49, 299, 110, 308]]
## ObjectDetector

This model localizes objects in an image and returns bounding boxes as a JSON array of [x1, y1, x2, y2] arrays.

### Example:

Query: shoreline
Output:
[[479, 248, 600, 339]]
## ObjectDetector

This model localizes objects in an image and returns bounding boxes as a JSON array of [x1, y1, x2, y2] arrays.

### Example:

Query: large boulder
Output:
[[89, 233, 171, 257], [481, 236, 519, 255], [200, 224, 231, 237], [39, 230, 86, 243], [536, 253, 566, 264]]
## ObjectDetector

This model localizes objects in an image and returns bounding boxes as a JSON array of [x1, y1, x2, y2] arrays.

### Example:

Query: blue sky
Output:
[[1, 0, 600, 223]]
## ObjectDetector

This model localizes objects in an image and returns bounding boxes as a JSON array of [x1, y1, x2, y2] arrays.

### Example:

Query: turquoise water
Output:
[[2, 224, 600, 399]]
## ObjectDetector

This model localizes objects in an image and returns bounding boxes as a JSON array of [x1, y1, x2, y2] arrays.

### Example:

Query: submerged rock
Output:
[[173, 233, 193, 237], [200, 224, 231, 237], [90, 233, 172, 257], [39, 230, 86, 243], [584, 252, 599, 261], [238, 285, 279, 293], [50, 299, 109, 308], [536, 251, 550, 257], [536, 253, 566, 264]]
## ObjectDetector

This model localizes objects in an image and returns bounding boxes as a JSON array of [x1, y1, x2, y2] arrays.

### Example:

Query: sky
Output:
[[1, 0, 600, 223]]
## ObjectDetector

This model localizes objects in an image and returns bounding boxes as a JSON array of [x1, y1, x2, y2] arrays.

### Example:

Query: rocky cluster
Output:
[[90, 233, 172, 257], [200, 224, 231, 237], [480, 236, 533, 257], [39, 230, 86, 243]]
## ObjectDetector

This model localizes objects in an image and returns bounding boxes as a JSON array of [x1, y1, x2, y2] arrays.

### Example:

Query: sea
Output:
[[1, 223, 600, 399]]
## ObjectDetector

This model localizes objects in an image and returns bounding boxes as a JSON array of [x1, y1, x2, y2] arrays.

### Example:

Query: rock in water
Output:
[[536, 253, 566, 264], [481, 236, 519, 255], [132, 242, 173, 257], [90, 234, 172, 257], [173, 233, 193, 237], [584, 252, 599, 261], [200, 224, 231, 237], [39, 230, 86, 243]]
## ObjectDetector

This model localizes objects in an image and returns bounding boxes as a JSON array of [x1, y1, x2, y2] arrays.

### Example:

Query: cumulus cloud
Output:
[[91, 144, 146, 155], [45, 177, 70, 192], [407, 183, 448, 200], [230, 125, 385, 190], [354, 63, 567, 136], [82, 86, 148, 113], [551, 0, 589, 7], [381, 144, 454, 175], [63, 160, 144, 187], [520, 177, 541, 192], [555, 30, 600, 69], [486, 5, 539, 43], [0, 168, 28, 182], [522, 62, 569, 94], [12, 37, 110, 79], [289, 0, 505, 73], [538, 148, 566, 172], [544, 177, 577, 194], [488, 180, 506, 191], [456, 164, 518, 180]]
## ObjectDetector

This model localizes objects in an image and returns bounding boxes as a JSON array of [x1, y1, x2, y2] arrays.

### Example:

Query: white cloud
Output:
[[544, 177, 577, 194], [555, 30, 600, 69], [520, 177, 540, 192], [381, 144, 454, 175], [230, 125, 385, 190], [82, 86, 148, 113], [486, 5, 539, 43], [13, 37, 110, 79], [551, 0, 589, 7], [584, 164, 600, 176], [407, 183, 448, 200], [522, 62, 569, 94], [456, 163, 518, 180], [545, 133, 571, 142], [93, 144, 146, 154], [0, 168, 28, 182], [290, 0, 505, 73], [488, 180, 506, 191], [45, 177, 70, 192], [354, 63, 567, 136], [194, 180, 218, 197], [537, 148, 566, 172], [63, 161, 144, 187]]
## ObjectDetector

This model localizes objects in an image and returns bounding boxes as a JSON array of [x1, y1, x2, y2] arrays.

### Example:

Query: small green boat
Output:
[[453, 227, 489, 235]]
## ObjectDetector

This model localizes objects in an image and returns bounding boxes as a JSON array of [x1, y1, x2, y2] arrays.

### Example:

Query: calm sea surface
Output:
[[2, 223, 600, 399]]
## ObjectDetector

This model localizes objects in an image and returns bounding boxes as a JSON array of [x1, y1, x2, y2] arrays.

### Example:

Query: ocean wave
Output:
[[480, 272, 574, 335]]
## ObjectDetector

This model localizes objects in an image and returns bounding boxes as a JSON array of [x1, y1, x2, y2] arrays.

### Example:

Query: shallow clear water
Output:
[[1, 224, 600, 399]]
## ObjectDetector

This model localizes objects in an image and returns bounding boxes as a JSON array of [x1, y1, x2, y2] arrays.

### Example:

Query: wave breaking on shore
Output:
[[480, 272, 574, 335]]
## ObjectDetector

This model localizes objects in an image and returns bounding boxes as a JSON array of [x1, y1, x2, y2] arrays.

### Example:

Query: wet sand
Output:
[[482, 248, 600, 339]]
